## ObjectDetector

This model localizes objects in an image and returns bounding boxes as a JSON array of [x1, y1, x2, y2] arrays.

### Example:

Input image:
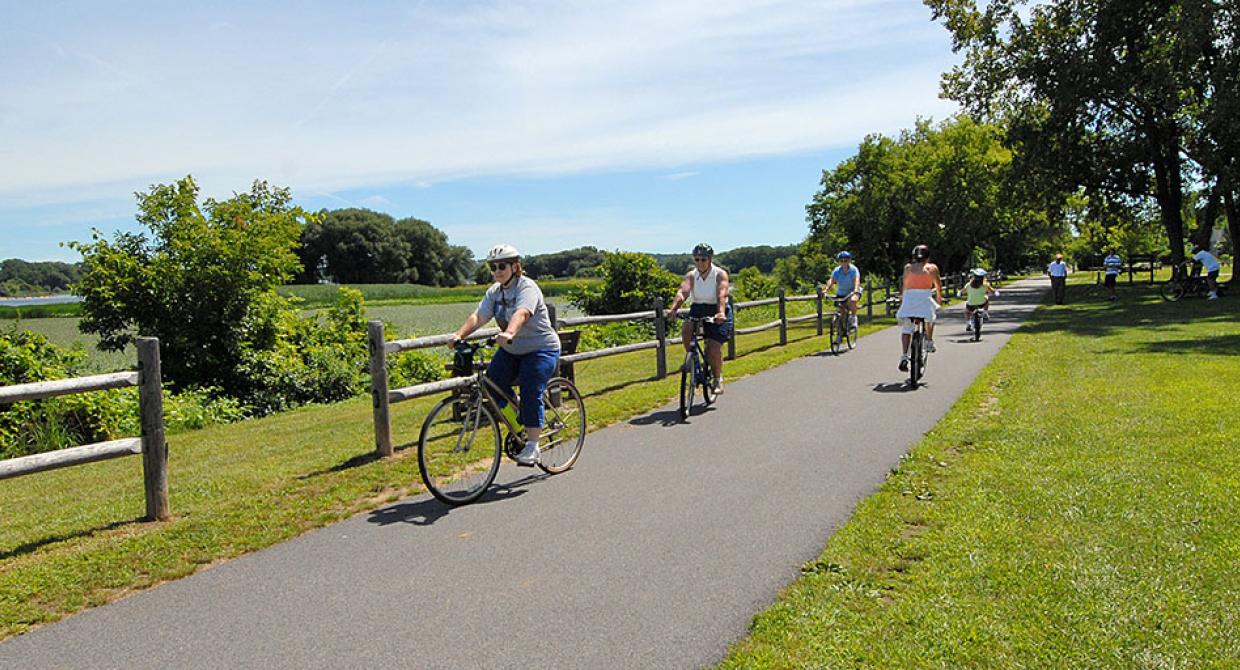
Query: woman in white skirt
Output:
[[897, 244, 943, 371]]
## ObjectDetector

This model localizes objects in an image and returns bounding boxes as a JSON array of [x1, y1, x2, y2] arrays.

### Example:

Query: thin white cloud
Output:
[[663, 172, 699, 181], [360, 195, 393, 208], [0, 1, 957, 205]]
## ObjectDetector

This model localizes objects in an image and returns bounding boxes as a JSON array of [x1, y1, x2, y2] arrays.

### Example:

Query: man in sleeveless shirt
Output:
[[666, 243, 733, 394]]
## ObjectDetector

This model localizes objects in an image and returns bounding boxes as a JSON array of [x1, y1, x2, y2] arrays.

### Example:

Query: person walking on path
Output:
[[1192, 245, 1222, 300], [448, 243, 561, 466], [1103, 250, 1123, 301], [896, 244, 942, 371], [666, 243, 733, 394], [1047, 254, 1069, 304]]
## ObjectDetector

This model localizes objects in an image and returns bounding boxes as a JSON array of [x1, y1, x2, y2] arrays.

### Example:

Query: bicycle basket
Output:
[[451, 342, 476, 377]]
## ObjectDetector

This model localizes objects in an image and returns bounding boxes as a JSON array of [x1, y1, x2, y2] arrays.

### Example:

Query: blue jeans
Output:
[[485, 347, 560, 428]]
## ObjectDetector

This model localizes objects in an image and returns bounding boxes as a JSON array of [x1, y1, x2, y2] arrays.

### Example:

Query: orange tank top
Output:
[[904, 265, 935, 290]]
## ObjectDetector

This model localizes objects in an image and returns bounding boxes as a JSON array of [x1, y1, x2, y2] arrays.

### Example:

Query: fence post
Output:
[[726, 295, 736, 361], [368, 320, 393, 457], [653, 297, 667, 379], [778, 288, 787, 345], [1149, 258, 1155, 284], [884, 282, 892, 316], [1128, 261, 1134, 285], [136, 337, 169, 522], [815, 285, 824, 336]]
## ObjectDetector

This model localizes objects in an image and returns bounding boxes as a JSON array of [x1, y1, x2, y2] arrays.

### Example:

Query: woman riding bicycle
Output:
[[896, 244, 943, 371], [448, 244, 561, 466], [666, 243, 732, 394], [822, 251, 861, 330], [959, 268, 998, 332]]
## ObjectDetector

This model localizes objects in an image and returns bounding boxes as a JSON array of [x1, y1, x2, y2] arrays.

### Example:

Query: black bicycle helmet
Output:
[[692, 243, 714, 258], [911, 244, 930, 261]]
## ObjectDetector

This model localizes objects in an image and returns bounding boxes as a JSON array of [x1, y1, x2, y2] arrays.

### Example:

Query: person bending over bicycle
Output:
[[959, 268, 999, 331], [896, 244, 943, 371], [448, 244, 561, 466], [822, 251, 861, 330], [1192, 244, 1222, 300], [666, 243, 733, 394]]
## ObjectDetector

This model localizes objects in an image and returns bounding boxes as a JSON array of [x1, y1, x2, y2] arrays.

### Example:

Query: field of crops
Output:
[[6, 300, 585, 372]]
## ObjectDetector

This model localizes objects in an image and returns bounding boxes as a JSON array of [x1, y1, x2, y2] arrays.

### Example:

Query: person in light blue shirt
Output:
[[1103, 250, 1123, 301], [1192, 245, 1222, 300], [822, 251, 862, 329], [1047, 253, 1069, 304]]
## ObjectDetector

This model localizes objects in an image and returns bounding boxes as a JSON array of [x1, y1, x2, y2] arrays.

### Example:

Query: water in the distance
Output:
[[0, 294, 83, 307]]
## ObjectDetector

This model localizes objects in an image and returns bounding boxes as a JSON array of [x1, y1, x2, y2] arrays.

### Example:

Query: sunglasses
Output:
[[488, 262, 510, 272], [693, 257, 710, 262]]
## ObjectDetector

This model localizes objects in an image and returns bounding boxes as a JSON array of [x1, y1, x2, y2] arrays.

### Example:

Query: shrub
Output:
[[569, 251, 680, 316]]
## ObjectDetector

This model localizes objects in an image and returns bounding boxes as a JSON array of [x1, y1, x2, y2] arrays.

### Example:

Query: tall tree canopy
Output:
[[805, 116, 1066, 279], [925, 0, 1239, 263], [296, 208, 473, 286]]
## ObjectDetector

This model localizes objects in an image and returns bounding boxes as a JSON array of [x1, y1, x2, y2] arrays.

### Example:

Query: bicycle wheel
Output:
[[829, 315, 842, 355], [700, 349, 716, 407], [972, 309, 982, 341], [538, 377, 585, 474], [846, 318, 858, 350], [909, 332, 922, 388], [679, 351, 696, 420], [1160, 280, 1184, 302], [417, 395, 503, 505]]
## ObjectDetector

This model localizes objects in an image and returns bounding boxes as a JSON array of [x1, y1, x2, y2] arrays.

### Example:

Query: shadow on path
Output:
[[366, 472, 548, 527]]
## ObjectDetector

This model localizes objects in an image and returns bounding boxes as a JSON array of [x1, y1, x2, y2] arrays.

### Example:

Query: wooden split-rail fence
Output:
[[0, 337, 170, 521], [367, 277, 920, 456]]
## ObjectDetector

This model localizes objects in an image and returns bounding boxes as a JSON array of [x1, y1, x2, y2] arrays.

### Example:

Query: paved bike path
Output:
[[1, 280, 1047, 669]]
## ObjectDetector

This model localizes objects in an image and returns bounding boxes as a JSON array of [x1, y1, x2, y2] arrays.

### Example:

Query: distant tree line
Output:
[[294, 208, 475, 286], [0, 259, 83, 296], [649, 245, 798, 275]]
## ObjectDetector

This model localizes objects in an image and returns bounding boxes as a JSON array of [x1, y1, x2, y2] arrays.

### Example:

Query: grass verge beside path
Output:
[[0, 311, 892, 640], [719, 284, 1240, 668]]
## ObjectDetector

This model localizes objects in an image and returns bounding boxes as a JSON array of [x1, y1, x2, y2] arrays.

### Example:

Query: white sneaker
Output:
[[713, 376, 724, 394], [1208, 293, 1218, 300], [925, 339, 936, 353], [515, 442, 540, 466]]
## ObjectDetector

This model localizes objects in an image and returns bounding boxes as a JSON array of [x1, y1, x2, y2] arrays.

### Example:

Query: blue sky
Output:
[[0, 1, 958, 262]]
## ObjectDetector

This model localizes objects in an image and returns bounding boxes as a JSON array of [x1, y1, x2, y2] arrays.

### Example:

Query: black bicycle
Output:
[[1160, 261, 1226, 302], [677, 315, 717, 420], [828, 295, 859, 354], [889, 296, 930, 388], [417, 338, 586, 505], [966, 303, 987, 341]]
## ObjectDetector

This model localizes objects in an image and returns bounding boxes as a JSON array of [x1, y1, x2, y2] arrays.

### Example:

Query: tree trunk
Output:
[[1190, 185, 1221, 250], [1152, 143, 1186, 265], [1226, 189, 1239, 287]]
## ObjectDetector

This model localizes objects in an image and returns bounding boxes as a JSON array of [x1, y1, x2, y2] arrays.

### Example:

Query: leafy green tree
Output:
[[522, 246, 606, 278], [0, 260, 83, 295], [806, 116, 1065, 279], [717, 245, 798, 274], [70, 176, 313, 396], [297, 208, 409, 284], [569, 251, 680, 315], [924, 0, 1232, 264]]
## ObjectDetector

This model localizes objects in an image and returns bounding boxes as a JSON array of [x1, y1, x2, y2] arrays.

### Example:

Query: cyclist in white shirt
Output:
[[1192, 245, 1222, 300], [666, 243, 733, 393]]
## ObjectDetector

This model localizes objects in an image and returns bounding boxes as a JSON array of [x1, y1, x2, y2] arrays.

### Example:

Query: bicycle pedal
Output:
[[514, 459, 538, 468]]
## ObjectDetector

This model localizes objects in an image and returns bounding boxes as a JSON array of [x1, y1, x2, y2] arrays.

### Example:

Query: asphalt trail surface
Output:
[[1, 280, 1047, 669]]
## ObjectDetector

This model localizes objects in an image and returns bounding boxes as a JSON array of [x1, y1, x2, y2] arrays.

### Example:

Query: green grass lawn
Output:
[[718, 282, 1240, 668], [0, 307, 891, 640]]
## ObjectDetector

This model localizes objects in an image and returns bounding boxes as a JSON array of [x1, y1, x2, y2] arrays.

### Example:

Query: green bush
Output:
[[575, 321, 655, 352], [731, 267, 779, 301], [0, 327, 246, 459], [387, 349, 447, 388], [569, 251, 680, 316]]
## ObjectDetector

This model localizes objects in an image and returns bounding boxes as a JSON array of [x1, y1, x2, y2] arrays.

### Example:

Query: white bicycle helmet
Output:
[[486, 244, 520, 263], [972, 268, 988, 277]]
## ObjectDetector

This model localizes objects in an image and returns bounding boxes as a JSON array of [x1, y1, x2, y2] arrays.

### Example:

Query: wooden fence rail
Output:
[[367, 280, 911, 456], [0, 337, 169, 521]]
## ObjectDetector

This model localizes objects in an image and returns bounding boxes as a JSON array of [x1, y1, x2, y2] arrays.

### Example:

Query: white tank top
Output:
[[691, 264, 720, 304]]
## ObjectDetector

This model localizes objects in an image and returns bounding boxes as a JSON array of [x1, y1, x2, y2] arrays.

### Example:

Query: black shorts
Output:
[[1208, 269, 1220, 282], [1104, 273, 1117, 287], [688, 302, 734, 343]]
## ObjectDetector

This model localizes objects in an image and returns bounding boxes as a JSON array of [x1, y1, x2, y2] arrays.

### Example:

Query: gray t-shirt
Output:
[[476, 276, 561, 356]]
